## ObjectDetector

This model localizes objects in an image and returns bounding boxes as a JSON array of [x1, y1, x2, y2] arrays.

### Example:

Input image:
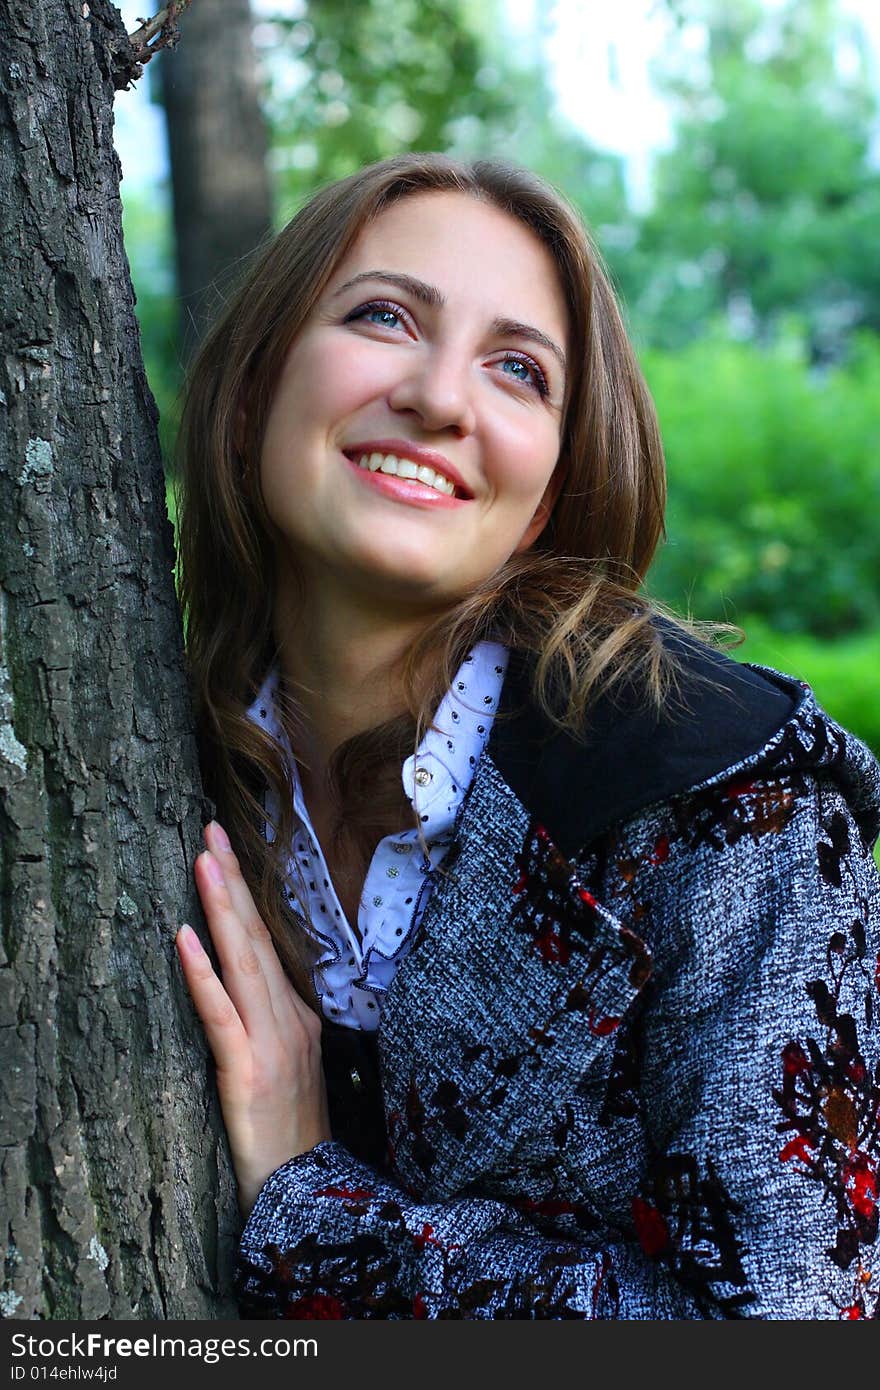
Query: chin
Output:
[[355, 541, 444, 582], [352, 552, 461, 607]]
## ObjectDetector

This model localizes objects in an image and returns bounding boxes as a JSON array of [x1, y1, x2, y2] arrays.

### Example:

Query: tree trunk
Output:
[[0, 0, 238, 1319], [158, 0, 272, 358]]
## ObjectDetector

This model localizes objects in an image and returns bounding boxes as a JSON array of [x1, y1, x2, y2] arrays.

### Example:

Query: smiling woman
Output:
[[173, 154, 880, 1320]]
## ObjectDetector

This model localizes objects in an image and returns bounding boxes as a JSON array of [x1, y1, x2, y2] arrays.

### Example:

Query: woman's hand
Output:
[[176, 820, 331, 1217]]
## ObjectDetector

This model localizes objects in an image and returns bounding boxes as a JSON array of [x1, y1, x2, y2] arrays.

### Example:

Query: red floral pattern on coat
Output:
[[771, 829, 879, 1320], [384, 819, 652, 1178], [284, 1294, 346, 1319]]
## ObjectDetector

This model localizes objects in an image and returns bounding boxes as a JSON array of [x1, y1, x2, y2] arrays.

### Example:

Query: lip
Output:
[[343, 455, 465, 510], [342, 439, 474, 500]]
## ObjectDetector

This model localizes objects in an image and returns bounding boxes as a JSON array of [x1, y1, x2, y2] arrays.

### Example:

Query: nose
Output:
[[386, 346, 477, 437]]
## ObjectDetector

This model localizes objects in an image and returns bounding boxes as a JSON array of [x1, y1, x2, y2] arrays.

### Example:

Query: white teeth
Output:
[[355, 452, 457, 496]]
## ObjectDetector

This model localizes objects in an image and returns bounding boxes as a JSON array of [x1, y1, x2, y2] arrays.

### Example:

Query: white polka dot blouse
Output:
[[245, 641, 509, 1031]]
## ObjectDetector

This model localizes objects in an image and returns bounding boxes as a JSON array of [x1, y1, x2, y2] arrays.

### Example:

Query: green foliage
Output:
[[628, 0, 880, 352], [257, 0, 631, 237], [262, 0, 516, 211], [644, 330, 880, 638]]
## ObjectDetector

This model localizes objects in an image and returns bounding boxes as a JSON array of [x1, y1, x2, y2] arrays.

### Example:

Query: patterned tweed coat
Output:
[[237, 635, 880, 1320]]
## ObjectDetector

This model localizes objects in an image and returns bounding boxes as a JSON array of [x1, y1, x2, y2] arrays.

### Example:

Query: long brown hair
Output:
[[175, 152, 672, 995]]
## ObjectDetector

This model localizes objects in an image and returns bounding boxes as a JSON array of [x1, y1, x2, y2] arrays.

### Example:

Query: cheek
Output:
[[259, 338, 403, 509], [485, 410, 561, 501], [282, 334, 394, 429]]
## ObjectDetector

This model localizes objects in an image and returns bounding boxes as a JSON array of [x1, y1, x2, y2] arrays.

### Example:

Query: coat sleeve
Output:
[[236, 768, 880, 1320], [235, 1143, 706, 1319]]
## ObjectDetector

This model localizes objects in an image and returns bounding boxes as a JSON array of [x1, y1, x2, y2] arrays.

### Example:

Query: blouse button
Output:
[[350, 1067, 363, 1092], [414, 766, 432, 787]]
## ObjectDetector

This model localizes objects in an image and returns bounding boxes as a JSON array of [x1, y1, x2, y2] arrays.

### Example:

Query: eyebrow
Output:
[[332, 269, 567, 375], [333, 270, 444, 309]]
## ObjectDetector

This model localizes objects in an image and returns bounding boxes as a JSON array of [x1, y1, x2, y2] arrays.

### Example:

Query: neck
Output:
[[272, 565, 438, 785]]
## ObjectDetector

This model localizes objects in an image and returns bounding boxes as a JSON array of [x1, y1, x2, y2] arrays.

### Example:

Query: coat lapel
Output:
[[487, 637, 799, 859], [378, 750, 652, 1200]]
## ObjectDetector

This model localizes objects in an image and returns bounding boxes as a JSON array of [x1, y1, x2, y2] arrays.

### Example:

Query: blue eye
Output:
[[499, 354, 549, 397], [503, 358, 532, 383], [345, 300, 407, 331], [366, 307, 401, 328]]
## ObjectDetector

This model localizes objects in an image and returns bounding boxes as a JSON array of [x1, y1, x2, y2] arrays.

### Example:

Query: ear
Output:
[[515, 467, 565, 553]]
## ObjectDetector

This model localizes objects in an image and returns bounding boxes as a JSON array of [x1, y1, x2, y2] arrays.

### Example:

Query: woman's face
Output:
[[258, 190, 569, 611]]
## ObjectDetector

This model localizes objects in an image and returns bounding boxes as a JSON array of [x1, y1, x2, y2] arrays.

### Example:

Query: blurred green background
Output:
[[119, 0, 880, 758]]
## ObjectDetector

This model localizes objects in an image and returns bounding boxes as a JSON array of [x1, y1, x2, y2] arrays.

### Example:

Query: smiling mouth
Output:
[[344, 449, 466, 499]]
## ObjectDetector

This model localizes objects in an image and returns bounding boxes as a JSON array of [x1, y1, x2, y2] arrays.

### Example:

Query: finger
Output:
[[203, 821, 289, 993], [203, 821, 315, 1026], [175, 924, 249, 1073], [194, 850, 281, 1049]]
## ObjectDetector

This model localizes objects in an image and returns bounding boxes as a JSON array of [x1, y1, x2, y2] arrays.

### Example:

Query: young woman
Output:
[[174, 154, 880, 1320]]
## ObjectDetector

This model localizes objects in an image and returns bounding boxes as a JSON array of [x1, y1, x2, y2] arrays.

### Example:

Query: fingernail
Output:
[[178, 923, 205, 955], [204, 852, 225, 885], [210, 821, 232, 852]]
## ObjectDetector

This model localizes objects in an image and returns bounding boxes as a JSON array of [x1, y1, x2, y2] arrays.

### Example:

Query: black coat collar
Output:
[[487, 628, 799, 859]]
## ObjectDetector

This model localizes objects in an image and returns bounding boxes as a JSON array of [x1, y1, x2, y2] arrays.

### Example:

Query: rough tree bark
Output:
[[0, 0, 238, 1319], [158, 0, 272, 357]]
